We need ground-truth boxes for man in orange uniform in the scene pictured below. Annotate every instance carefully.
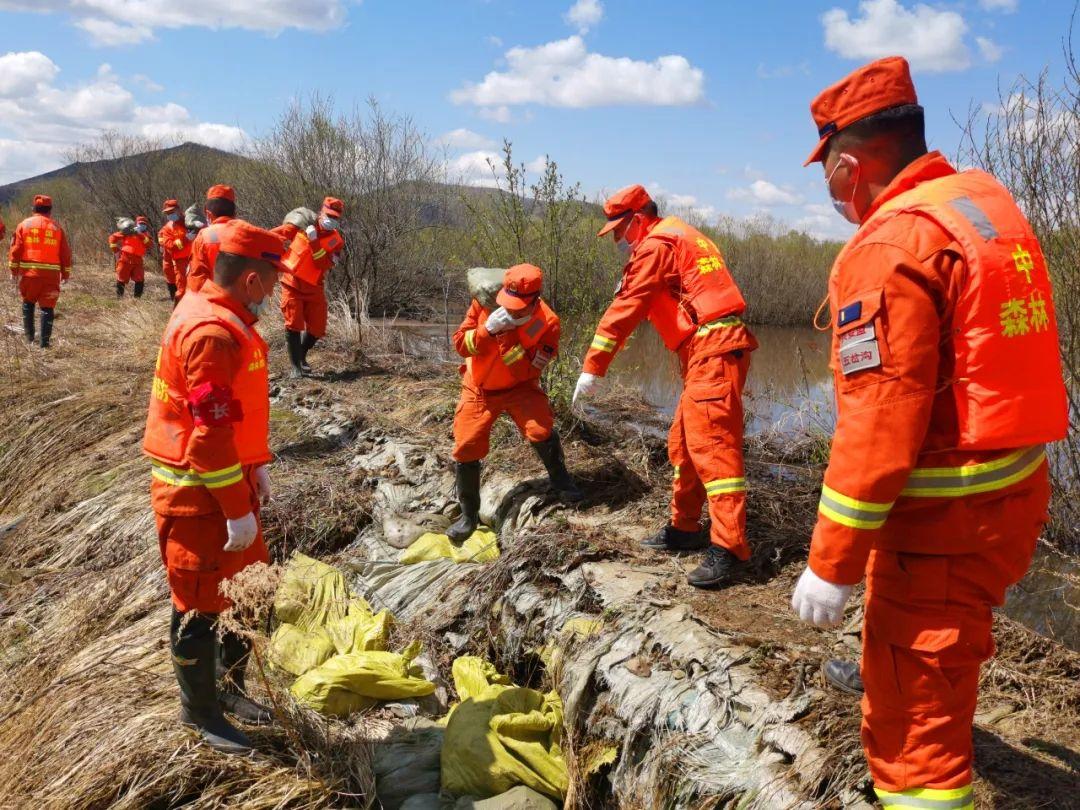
[158,199,193,302]
[110,216,153,298]
[9,194,72,348]
[187,184,238,294]
[574,186,757,588]
[276,198,345,377]
[790,57,1068,810]
[447,264,583,540]
[143,221,288,755]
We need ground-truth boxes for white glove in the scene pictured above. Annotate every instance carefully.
[572,372,601,406]
[253,465,272,505]
[791,566,853,628]
[223,512,258,552]
[485,307,516,335]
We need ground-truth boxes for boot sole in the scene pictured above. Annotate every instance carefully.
[821,663,864,695]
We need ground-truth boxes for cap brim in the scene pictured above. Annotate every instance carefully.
[597,212,630,237]
[321,209,341,218]
[496,289,537,309]
[803,136,830,167]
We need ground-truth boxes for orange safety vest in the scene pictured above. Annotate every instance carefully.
[836,169,1068,450]
[281,230,326,287]
[311,230,344,275]
[633,216,747,350]
[143,289,271,474]
[16,215,63,272]
[466,300,558,392]
[119,233,149,257]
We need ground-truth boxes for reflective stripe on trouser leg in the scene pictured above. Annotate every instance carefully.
[668,399,706,532]
[874,786,973,809]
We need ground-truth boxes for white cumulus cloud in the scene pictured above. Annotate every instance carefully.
[451,35,705,112]
[438,128,497,150]
[727,179,803,207]
[822,0,971,73]
[976,37,1004,63]
[565,0,603,34]
[980,0,1018,11]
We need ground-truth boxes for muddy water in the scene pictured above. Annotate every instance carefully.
[384,314,1078,651]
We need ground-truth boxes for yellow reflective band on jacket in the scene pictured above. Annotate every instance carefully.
[151,460,243,490]
[818,484,893,530]
[673,465,681,480]
[695,315,743,337]
[14,262,62,272]
[875,784,973,809]
[705,477,745,496]
[502,344,526,365]
[900,445,1045,498]
[591,333,617,353]
[464,329,479,356]
[311,248,327,260]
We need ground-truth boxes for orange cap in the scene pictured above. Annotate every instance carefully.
[804,56,918,166]
[136,215,149,224]
[216,221,288,271]
[206,184,236,202]
[321,196,344,218]
[597,184,652,236]
[33,194,52,208]
[162,199,179,212]
[496,263,543,310]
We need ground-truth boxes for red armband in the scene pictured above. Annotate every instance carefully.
[188,382,244,427]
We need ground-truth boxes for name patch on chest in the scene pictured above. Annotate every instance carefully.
[839,321,875,348]
[839,338,881,375]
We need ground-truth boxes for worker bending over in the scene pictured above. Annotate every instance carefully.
[574,185,757,589]
[790,57,1068,810]
[448,263,583,541]
[143,221,288,755]
[9,194,72,348]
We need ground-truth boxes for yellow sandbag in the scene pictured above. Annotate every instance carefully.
[441,656,568,800]
[325,598,393,655]
[291,647,436,716]
[399,528,500,565]
[538,616,604,670]
[269,623,336,676]
[274,553,350,630]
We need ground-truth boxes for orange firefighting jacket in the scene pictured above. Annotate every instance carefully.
[310,228,344,277]
[143,282,271,518]
[274,223,328,292]
[454,299,560,393]
[9,214,72,279]
[583,215,752,377]
[110,231,151,257]
[187,216,235,293]
[158,219,193,261]
[809,152,1068,584]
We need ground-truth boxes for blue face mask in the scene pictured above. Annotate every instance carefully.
[320,216,339,232]
[136,223,148,233]
[167,213,180,222]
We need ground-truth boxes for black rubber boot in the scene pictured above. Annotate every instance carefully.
[39,308,54,349]
[446,460,481,542]
[115,281,125,298]
[822,659,864,695]
[300,332,318,373]
[171,609,253,755]
[133,280,144,298]
[218,632,273,725]
[22,302,35,343]
[642,523,708,551]
[687,545,746,589]
[167,282,178,300]
[285,329,304,379]
[532,434,584,502]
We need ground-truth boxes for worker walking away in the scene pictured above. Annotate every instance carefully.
[573,185,757,588]
[158,199,193,302]
[9,194,72,348]
[110,215,152,298]
[187,184,237,294]
[143,221,289,755]
[448,263,583,541]
[789,57,1068,810]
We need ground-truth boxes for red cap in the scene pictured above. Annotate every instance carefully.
[496,263,543,310]
[33,194,52,208]
[206,184,236,202]
[216,221,288,271]
[162,199,179,212]
[597,184,653,236]
[136,215,149,224]
[804,56,918,167]
[321,196,344,218]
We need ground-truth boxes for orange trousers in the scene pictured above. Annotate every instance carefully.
[173,257,191,299]
[156,512,269,614]
[115,253,145,284]
[668,348,751,559]
[860,502,1042,795]
[452,381,553,462]
[280,281,328,338]
[19,274,61,308]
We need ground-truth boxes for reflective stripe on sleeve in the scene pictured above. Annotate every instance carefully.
[900,445,1045,498]
[502,344,526,365]
[695,315,743,337]
[151,460,243,489]
[818,484,893,530]
[673,465,681,480]
[590,333,617,353]
[875,785,973,809]
[311,248,327,260]
[705,477,745,497]
[464,329,479,355]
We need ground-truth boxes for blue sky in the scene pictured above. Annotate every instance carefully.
[0,0,1070,238]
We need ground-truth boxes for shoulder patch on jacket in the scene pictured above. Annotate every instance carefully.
[837,301,861,327]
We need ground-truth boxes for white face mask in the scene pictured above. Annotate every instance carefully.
[827,154,862,225]
[320,216,339,231]
[616,237,631,257]
[246,275,273,318]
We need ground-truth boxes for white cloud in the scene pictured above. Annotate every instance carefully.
[132,74,164,93]
[451,35,705,112]
[487,35,503,48]
[793,202,857,241]
[976,37,1004,63]
[438,128,497,150]
[646,182,718,223]
[822,0,971,73]
[447,150,501,187]
[525,155,549,174]
[980,0,1018,11]
[727,179,803,207]
[0,1,352,47]
[565,0,603,34]
[0,50,246,182]
[479,105,515,123]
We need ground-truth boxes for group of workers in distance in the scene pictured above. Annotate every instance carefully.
[24,52,1051,809]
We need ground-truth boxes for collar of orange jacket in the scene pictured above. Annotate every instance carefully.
[211,215,233,225]
[200,280,259,328]
[864,151,956,222]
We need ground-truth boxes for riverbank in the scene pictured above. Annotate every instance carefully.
[0,268,1077,807]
